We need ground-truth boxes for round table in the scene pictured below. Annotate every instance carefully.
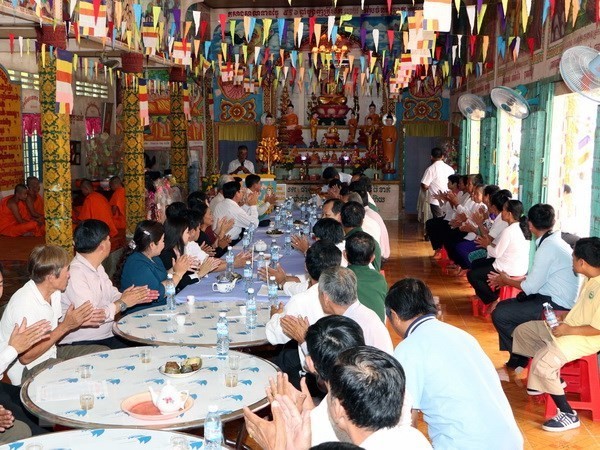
[0,428,229,450]
[113,302,271,348]
[21,346,278,431]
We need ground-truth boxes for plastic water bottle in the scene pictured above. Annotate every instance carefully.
[242,232,250,252]
[270,240,280,266]
[268,276,278,307]
[204,404,223,449]
[248,222,256,240]
[302,221,311,236]
[246,288,257,329]
[216,312,229,356]
[256,252,266,271]
[165,273,176,311]
[243,260,253,290]
[300,202,307,220]
[283,230,292,255]
[543,302,559,328]
[225,246,235,279]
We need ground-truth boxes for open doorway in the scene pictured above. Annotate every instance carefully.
[546,94,596,237]
[496,110,522,196]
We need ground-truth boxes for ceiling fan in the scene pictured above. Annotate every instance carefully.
[98,52,120,69]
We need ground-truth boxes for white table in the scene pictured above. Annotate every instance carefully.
[21,347,278,431]
[113,302,271,348]
[0,428,227,450]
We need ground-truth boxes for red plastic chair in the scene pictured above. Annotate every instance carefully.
[472,279,523,318]
[544,354,600,421]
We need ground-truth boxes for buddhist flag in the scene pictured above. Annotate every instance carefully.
[55,49,74,115]
[142,23,159,55]
[423,0,452,32]
[79,0,107,37]
[138,78,149,126]
[173,40,192,66]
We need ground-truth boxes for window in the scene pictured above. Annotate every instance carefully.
[75,81,108,99]
[7,70,39,90]
[23,130,42,181]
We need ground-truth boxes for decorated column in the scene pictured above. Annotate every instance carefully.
[121,53,146,235]
[38,25,72,250]
[203,70,217,174]
[169,67,188,193]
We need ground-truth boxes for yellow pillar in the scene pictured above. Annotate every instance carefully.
[39,25,72,250]
[121,53,146,234]
[169,67,188,194]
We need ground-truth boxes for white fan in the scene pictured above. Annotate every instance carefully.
[559,46,600,103]
[458,94,487,121]
[99,52,120,69]
[490,86,530,119]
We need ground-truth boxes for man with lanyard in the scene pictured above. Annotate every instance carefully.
[489,204,580,372]
[385,278,523,449]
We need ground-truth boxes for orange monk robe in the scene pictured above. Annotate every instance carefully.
[283,112,299,128]
[381,125,398,164]
[109,186,126,230]
[30,193,44,217]
[261,124,277,140]
[366,113,382,129]
[0,196,43,237]
[79,191,118,237]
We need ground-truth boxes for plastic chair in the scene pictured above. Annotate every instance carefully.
[544,354,600,421]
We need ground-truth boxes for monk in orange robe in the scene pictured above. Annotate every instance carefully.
[381,115,398,165]
[261,114,278,140]
[109,176,126,230]
[77,179,118,237]
[0,184,43,237]
[25,176,44,222]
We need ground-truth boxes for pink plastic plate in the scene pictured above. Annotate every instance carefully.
[120,392,194,421]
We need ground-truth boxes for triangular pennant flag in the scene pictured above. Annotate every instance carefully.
[565,0,571,24]
[293,18,300,43]
[153,6,161,30]
[255,46,261,65]
[219,14,227,40]
[521,0,532,32]
[327,16,335,41]
[69,0,77,17]
[466,5,476,33]
[387,30,394,51]
[249,18,256,42]
[497,36,506,59]
[242,44,248,63]
[221,42,228,60]
[512,36,520,61]
[263,18,272,45]
[469,35,477,57]
[297,22,304,48]
[193,11,201,35]
[244,16,251,41]
[571,0,579,26]
[527,37,535,57]
[278,18,286,45]
[194,39,200,57]
[331,25,338,44]
[133,3,142,29]
[339,14,352,28]
[454,0,461,12]
[93,0,101,23]
[229,20,236,43]
[314,23,322,47]
[185,21,192,39]
[372,29,379,52]
[18,36,23,57]
[200,20,208,39]
[290,50,298,68]
[542,0,550,24]
[482,35,489,61]
[477,4,487,34]
[115,1,122,27]
[8,34,14,54]
[309,17,316,45]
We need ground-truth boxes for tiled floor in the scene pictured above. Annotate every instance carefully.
[2,220,600,448]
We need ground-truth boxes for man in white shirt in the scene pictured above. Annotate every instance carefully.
[245,174,276,218]
[213,181,259,241]
[346,192,382,255]
[265,241,342,387]
[227,145,255,175]
[61,220,158,348]
[0,245,108,385]
[322,167,352,193]
[208,175,234,212]
[420,147,455,218]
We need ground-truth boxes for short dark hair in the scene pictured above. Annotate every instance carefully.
[165,201,187,219]
[183,208,203,230]
[341,201,365,229]
[448,174,460,186]
[328,179,343,189]
[312,218,344,244]
[322,167,339,181]
[305,240,342,281]
[490,190,512,211]
[305,315,365,382]
[385,278,436,321]
[74,219,110,253]
[245,174,261,189]
[329,346,406,431]
[345,231,375,266]
[222,181,241,199]
[483,184,500,198]
[188,191,207,210]
[573,237,600,268]
[237,145,248,153]
[310,443,363,450]
[528,204,555,230]
[469,173,484,185]
[323,198,344,215]
[349,176,373,193]
[431,147,443,159]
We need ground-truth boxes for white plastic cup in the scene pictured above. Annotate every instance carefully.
[175,314,186,326]
[186,295,196,305]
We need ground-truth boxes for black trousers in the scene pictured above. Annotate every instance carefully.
[430,204,444,218]
[466,258,499,304]
[425,217,450,251]
[492,294,570,353]
[273,341,323,398]
[0,383,48,437]
[443,228,467,263]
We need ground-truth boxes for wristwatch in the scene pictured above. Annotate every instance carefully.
[116,299,127,313]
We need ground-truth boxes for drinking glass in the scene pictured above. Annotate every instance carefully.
[170,436,189,450]
[79,364,92,379]
[79,392,94,410]
[228,354,240,371]
[140,348,151,363]
[225,372,238,387]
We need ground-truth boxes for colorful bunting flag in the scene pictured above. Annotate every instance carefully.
[56,49,74,115]
[139,78,149,126]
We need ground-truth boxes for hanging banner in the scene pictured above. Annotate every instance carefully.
[0,67,23,191]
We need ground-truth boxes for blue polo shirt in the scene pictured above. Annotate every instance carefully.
[394,315,523,450]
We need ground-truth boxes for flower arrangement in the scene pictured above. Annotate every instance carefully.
[86,132,123,179]
[200,174,221,194]
[256,137,282,174]
[279,154,296,171]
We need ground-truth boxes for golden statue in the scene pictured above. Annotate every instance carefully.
[309,112,319,147]
[282,104,304,146]
[381,114,398,166]
[261,114,277,140]
[364,117,375,150]
[324,124,341,148]
[346,111,358,145]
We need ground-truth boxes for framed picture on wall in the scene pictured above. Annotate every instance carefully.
[70,141,81,165]
[102,102,113,134]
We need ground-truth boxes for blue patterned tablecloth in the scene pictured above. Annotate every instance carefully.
[21,347,277,431]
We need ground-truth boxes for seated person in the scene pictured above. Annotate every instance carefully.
[345,232,388,322]
[77,179,118,237]
[261,114,277,140]
[386,278,523,448]
[208,175,234,212]
[25,176,44,222]
[266,241,341,388]
[490,204,580,371]
[466,200,531,309]
[245,174,276,218]
[346,192,381,251]
[321,198,344,222]
[0,263,51,442]
[0,245,108,385]
[213,181,259,241]
[353,189,389,258]
[195,203,234,258]
[61,220,159,349]
[118,220,195,313]
[425,174,462,255]
[0,184,43,237]
[348,175,379,212]
[322,167,352,191]
[341,201,382,271]
[109,176,126,230]
[282,104,304,146]
[158,216,220,293]
[227,145,255,175]
[512,237,600,432]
